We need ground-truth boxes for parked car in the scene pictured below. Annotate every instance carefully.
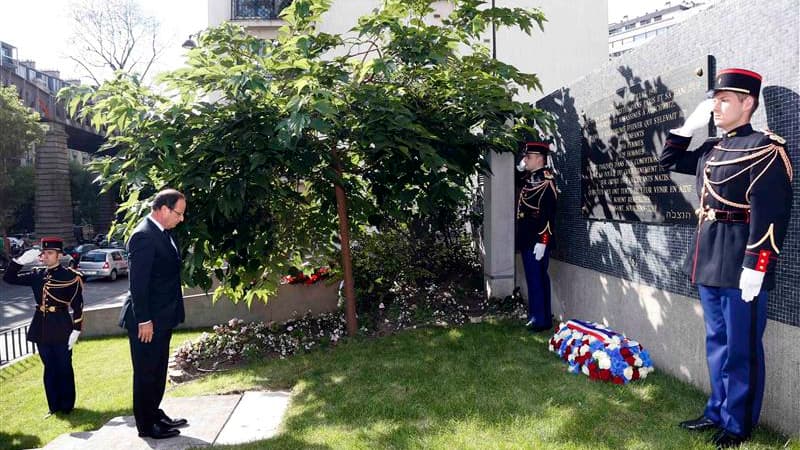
[66,244,99,266]
[78,249,129,281]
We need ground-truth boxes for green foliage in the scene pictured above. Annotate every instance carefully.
[0,85,44,235]
[350,226,484,327]
[69,161,102,226]
[58,0,554,305]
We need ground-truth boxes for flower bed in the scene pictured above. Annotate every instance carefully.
[281,267,331,285]
[548,319,654,384]
[173,313,346,375]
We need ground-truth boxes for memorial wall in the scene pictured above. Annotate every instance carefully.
[530,0,799,435]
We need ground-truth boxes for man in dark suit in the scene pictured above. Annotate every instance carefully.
[660,69,793,449]
[119,188,188,439]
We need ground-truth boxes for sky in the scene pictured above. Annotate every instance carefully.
[0,1,714,83]
[0,0,207,82]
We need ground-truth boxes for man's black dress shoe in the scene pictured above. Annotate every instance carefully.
[138,422,181,439]
[159,416,189,428]
[711,430,747,449]
[679,415,718,431]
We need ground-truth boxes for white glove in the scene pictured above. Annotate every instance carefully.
[739,268,765,302]
[13,249,40,266]
[516,158,526,172]
[672,99,714,137]
[68,330,80,350]
[533,243,546,261]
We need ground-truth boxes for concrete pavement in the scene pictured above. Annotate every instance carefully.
[37,391,292,449]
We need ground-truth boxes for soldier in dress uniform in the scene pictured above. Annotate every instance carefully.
[516,141,558,332]
[3,237,84,415]
[659,68,793,448]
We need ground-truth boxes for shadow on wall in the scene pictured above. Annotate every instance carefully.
[538,65,696,292]
[762,85,800,325]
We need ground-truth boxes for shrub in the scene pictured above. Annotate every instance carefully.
[173,313,347,374]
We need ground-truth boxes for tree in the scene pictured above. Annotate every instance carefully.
[62,0,554,336]
[67,0,164,85]
[0,85,45,253]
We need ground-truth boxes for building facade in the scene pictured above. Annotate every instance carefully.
[608,1,714,57]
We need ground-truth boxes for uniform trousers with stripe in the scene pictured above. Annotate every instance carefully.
[697,285,768,437]
[37,343,76,413]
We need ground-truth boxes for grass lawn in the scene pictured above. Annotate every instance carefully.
[171,321,794,450]
[1,322,795,449]
[0,329,201,450]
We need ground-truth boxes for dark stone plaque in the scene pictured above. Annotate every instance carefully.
[581,57,712,224]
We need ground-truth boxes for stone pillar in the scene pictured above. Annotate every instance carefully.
[35,123,75,246]
[94,185,118,235]
[482,151,516,298]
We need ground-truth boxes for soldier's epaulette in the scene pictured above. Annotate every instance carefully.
[704,136,723,145]
[543,169,554,180]
[67,267,84,278]
[762,129,786,145]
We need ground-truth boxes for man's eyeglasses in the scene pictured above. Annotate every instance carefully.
[169,208,185,218]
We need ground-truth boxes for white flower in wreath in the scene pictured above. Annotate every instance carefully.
[606,336,622,351]
[582,365,591,376]
[572,331,584,340]
[623,367,634,380]
[579,344,590,355]
[634,355,642,366]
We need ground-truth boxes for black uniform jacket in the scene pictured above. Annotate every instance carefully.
[659,124,793,289]
[516,167,558,251]
[3,262,84,345]
[118,217,185,332]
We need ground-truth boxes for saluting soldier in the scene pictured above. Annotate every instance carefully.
[660,68,793,448]
[3,237,84,415]
[516,141,558,332]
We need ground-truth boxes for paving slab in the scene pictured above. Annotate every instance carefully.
[214,391,291,445]
[38,391,292,450]
[43,394,242,450]
[37,431,94,450]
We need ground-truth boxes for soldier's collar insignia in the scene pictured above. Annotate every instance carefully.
[726,130,737,137]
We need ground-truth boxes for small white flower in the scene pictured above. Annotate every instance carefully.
[623,367,634,380]
[379,303,385,309]
[582,365,590,376]
[579,344,590,355]
[598,358,611,370]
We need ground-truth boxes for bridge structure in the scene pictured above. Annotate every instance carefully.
[1,41,113,245]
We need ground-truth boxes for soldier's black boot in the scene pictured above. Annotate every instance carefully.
[679,415,718,431]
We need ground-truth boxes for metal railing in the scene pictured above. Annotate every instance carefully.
[0,324,36,366]
[231,0,292,20]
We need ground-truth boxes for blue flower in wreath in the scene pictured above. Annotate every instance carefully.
[589,340,605,352]
[559,339,569,355]
[640,350,653,367]
[611,357,628,376]
[568,362,581,374]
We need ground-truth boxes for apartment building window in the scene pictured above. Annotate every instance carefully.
[625,23,636,30]
[653,15,663,21]
[232,0,293,20]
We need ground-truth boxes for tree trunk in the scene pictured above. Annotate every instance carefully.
[331,148,358,336]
